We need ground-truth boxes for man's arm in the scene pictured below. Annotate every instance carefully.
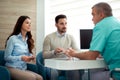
[43,36,56,59]
[69,35,80,51]
[75,51,99,60]
[66,48,99,60]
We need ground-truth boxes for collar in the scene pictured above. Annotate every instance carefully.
[56,31,66,37]
[17,33,28,41]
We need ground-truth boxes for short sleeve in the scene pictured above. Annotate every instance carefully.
[89,25,106,53]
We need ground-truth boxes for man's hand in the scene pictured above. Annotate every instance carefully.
[54,47,65,55]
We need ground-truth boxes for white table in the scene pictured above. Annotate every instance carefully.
[45,58,107,80]
[45,58,107,70]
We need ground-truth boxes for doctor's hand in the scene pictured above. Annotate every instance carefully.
[65,48,77,57]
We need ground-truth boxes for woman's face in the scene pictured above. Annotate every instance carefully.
[21,18,31,32]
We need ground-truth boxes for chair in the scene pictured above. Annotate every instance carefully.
[110,68,120,80]
[36,51,67,80]
[0,50,39,80]
[0,50,11,80]
[36,51,50,80]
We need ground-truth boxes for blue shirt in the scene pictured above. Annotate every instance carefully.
[4,33,32,70]
[89,16,120,70]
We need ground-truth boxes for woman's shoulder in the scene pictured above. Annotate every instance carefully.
[8,35,17,41]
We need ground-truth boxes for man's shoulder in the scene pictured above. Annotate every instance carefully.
[45,32,56,38]
[66,33,73,38]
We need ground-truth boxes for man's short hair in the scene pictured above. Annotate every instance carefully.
[55,14,67,23]
[92,2,113,17]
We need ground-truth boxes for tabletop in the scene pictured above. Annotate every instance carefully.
[45,58,107,70]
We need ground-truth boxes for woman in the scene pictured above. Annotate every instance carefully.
[4,16,43,80]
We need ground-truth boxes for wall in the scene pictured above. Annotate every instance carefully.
[45,0,120,49]
[36,0,45,53]
[0,0,36,53]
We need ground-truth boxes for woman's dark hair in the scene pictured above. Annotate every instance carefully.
[6,15,34,54]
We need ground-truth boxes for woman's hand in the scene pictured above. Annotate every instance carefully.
[21,56,35,62]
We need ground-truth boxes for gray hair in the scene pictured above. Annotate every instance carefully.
[92,2,113,17]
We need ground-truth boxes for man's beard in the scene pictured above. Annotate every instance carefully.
[59,28,66,33]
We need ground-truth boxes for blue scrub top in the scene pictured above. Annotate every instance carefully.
[89,16,120,70]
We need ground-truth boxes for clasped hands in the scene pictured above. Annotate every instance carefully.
[54,47,77,59]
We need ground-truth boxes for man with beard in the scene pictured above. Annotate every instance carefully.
[43,14,79,59]
[42,14,82,80]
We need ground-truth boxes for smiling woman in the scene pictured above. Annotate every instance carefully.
[4,16,43,80]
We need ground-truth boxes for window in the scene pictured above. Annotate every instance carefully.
[45,0,120,48]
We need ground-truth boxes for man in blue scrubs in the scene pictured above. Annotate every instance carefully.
[65,2,120,80]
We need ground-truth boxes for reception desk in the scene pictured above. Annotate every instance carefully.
[45,58,107,80]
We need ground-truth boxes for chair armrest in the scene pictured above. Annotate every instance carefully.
[114,68,120,71]
[27,63,38,73]
[110,68,120,78]
[0,66,10,80]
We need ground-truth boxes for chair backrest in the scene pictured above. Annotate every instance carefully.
[36,51,47,80]
[0,50,6,66]
[36,51,44,65]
